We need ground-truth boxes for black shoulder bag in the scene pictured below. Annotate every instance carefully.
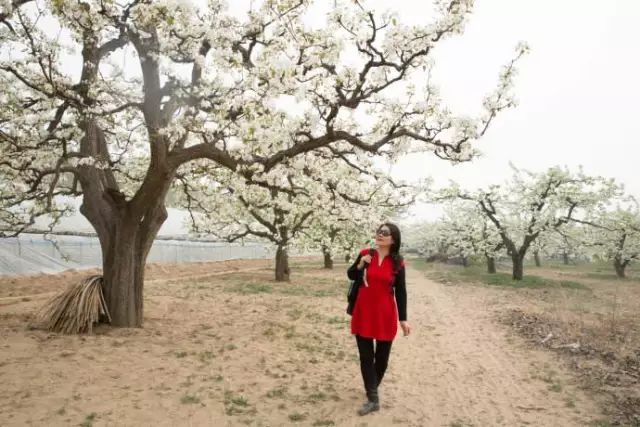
[346,248,375,315]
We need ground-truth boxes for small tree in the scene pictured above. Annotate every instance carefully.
[178,162,319,282]
[427,203,504,271]
[574,200,640,278]
[533,224,588,265]
[304,222,372,269]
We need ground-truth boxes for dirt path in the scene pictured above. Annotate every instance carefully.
[368,267,601,426]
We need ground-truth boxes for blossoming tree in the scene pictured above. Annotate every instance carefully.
[181,150,416,280]
[0,0,526,326]
[413,202,504,271]
[437,167,619,280]
[574,199,640,278]
[527,223,589,266]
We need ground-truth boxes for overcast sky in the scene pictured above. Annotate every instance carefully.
[380,0,640,219]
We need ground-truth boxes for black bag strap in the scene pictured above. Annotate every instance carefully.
[362,248,375,275]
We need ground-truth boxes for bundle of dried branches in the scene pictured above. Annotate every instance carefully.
[38,275,111,334]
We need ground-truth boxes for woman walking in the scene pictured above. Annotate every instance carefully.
[347,222,411,416]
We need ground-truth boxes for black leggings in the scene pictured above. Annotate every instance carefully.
[355,335,393,396]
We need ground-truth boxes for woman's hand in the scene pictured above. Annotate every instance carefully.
[400,321,411,337]
[357,254,372,269]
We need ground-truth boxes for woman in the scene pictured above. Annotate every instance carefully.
[347,222,411,416]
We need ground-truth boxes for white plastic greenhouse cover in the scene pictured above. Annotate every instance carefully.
[0,234,273,276]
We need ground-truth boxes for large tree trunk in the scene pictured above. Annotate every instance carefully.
[563,251,570,265]
[533,251,541,267]
[77,120,172,327]
[102,222,144,327]
[322,247,333,269]
[512,254,524,280]
[275,244,290,282]
[345,254,350,263]
[461,256,469,267]
[486,256,497,274]
[99,208,167,327]
[613,257,628,278]
[82,200,168,327]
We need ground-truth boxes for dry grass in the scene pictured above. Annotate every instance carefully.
[37,275,110,334]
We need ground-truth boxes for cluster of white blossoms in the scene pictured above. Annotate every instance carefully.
[443,204,503,260]
[403,221,450,257]
[173,147,418,255]
[528,222,590,262]
[0,0,14,14]
[580,199,640,269]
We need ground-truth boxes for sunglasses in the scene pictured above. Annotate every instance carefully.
[376,229,391,237]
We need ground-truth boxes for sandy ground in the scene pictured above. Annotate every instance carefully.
[0,261,602,426]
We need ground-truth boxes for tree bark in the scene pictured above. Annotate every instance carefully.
[86,202,168,327]
[322,247,333,269]
[512,254,524,280]
[101,223,145,327]
[323,229,337,269]
[563,251,569,265]
[275,244,290,282]
[613,257,627,278]
[461,256,469,267]
[534,251,541,267]
[81,200,168,327]
[486,256,497,274]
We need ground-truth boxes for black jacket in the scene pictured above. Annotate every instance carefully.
[347,252,407,321]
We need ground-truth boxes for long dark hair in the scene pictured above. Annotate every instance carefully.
[378,222,403,273]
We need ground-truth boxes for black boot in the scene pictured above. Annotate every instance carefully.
[358,389,379,416]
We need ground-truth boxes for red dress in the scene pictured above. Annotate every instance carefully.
[351,248,403,341]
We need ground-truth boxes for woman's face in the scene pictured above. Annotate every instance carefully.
[375,225,394,248]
